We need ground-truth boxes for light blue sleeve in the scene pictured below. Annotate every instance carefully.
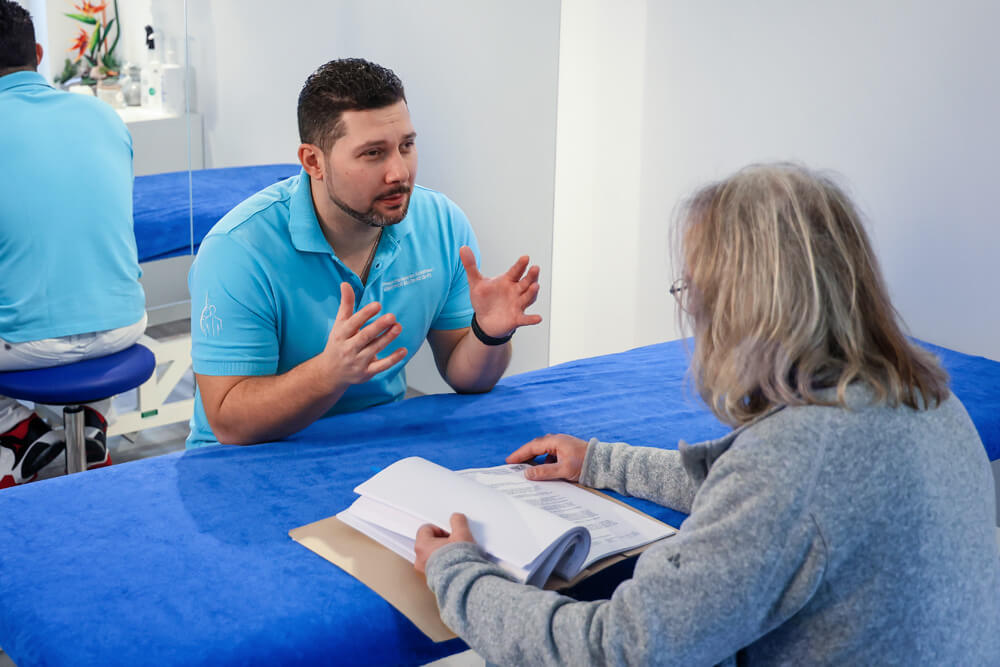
[188,234,280,377]
[431,200,479,331]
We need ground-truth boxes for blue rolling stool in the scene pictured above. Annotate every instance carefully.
[0,344,156,475]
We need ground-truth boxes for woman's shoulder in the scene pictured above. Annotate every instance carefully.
[738,386,978,456]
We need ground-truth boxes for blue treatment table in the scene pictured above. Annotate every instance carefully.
[0,340,996,665]
[132,164,301,263]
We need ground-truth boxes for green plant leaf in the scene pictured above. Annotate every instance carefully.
[101,52,121,73]
[102,18,119,58]
[88,25,101,53]
[56,57,77,84]
[64,12,97,25]
[109,0,122,54]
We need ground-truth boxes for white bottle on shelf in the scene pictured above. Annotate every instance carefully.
[160,49,185,116]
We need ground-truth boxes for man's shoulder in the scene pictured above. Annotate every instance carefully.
[195,176,301,277]
[206,175,300,241]
[411,184,460,209]
[66,89,122,119]
[408,185,471,232]
[37,82,125,127]
[4,77,127,135]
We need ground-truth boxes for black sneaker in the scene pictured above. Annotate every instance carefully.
[0,413,64,488]
[83,406,112,470]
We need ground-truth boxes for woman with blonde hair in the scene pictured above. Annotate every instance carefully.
[414,163,1000,665]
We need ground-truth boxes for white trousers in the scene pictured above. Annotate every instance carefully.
[0,314,148,432]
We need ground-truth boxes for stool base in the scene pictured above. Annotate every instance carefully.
[64,406,87,474]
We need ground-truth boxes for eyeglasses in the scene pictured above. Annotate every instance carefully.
[669,278,689,311]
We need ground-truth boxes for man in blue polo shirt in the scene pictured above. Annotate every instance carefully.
[0,1,146,486]
[187,58,541,447]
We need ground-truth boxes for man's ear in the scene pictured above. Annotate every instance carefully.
[35,43,43,67]
[298,144,325,180]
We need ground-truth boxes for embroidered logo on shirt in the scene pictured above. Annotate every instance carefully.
[383,268,433,292]
[199,294,223,336]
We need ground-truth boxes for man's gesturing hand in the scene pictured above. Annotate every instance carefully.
[506,434,589,482]
[459,246,542,339]
[323,282,407,386]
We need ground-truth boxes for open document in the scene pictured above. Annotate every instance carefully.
[338,457,674,587]
[291,457,676,641]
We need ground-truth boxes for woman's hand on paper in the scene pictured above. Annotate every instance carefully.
[414,513,475,574]
[506,434,588,482]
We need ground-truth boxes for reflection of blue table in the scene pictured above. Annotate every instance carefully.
[0,340,996,665]
[133,164,300,263]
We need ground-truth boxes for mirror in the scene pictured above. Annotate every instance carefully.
[36,0,196,326]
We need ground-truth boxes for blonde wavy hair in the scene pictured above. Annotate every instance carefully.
[677,163,949,426]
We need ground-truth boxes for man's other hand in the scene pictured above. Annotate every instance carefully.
[459,246,542,339]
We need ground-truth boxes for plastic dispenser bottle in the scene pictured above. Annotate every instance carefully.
[140,25,163,112]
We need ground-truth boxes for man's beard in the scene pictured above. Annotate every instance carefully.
[328,184,412,228]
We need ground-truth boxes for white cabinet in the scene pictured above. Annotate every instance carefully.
[118,109,203,326]
[117,109,203,177]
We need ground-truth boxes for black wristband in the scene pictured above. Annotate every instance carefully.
[471,313,513,346]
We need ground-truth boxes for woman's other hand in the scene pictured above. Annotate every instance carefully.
[506,434,589,482]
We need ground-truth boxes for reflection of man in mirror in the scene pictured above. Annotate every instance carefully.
[188,58,541,447]
[0,1,147,486]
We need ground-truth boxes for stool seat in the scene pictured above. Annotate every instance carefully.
[0,344,156,405]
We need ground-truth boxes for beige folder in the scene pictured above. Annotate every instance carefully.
[290,515,458,642]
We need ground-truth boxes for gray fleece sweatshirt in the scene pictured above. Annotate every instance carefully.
[425,388,1000,665]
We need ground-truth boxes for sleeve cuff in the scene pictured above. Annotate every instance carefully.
[192,359,277,376]
[424,542,490,590]
[431,309,474,331]
[580,437,609,487]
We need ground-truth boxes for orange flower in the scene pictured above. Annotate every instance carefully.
[68,28,89,59]
[73,1,107,14]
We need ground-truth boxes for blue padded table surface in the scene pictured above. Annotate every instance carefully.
[0,340,996,666]
[133,164,301,263]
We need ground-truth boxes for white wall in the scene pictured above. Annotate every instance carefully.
[647,1,1000,361]
[553,0,1000,363]
[549,0,654,366]
[184,0,560,391]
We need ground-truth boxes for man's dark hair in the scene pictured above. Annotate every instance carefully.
[0,0,36,74]
[297,58,406,151]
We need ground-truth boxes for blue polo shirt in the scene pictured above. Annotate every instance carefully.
[0,71,145,342]
[187,171,478,448]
